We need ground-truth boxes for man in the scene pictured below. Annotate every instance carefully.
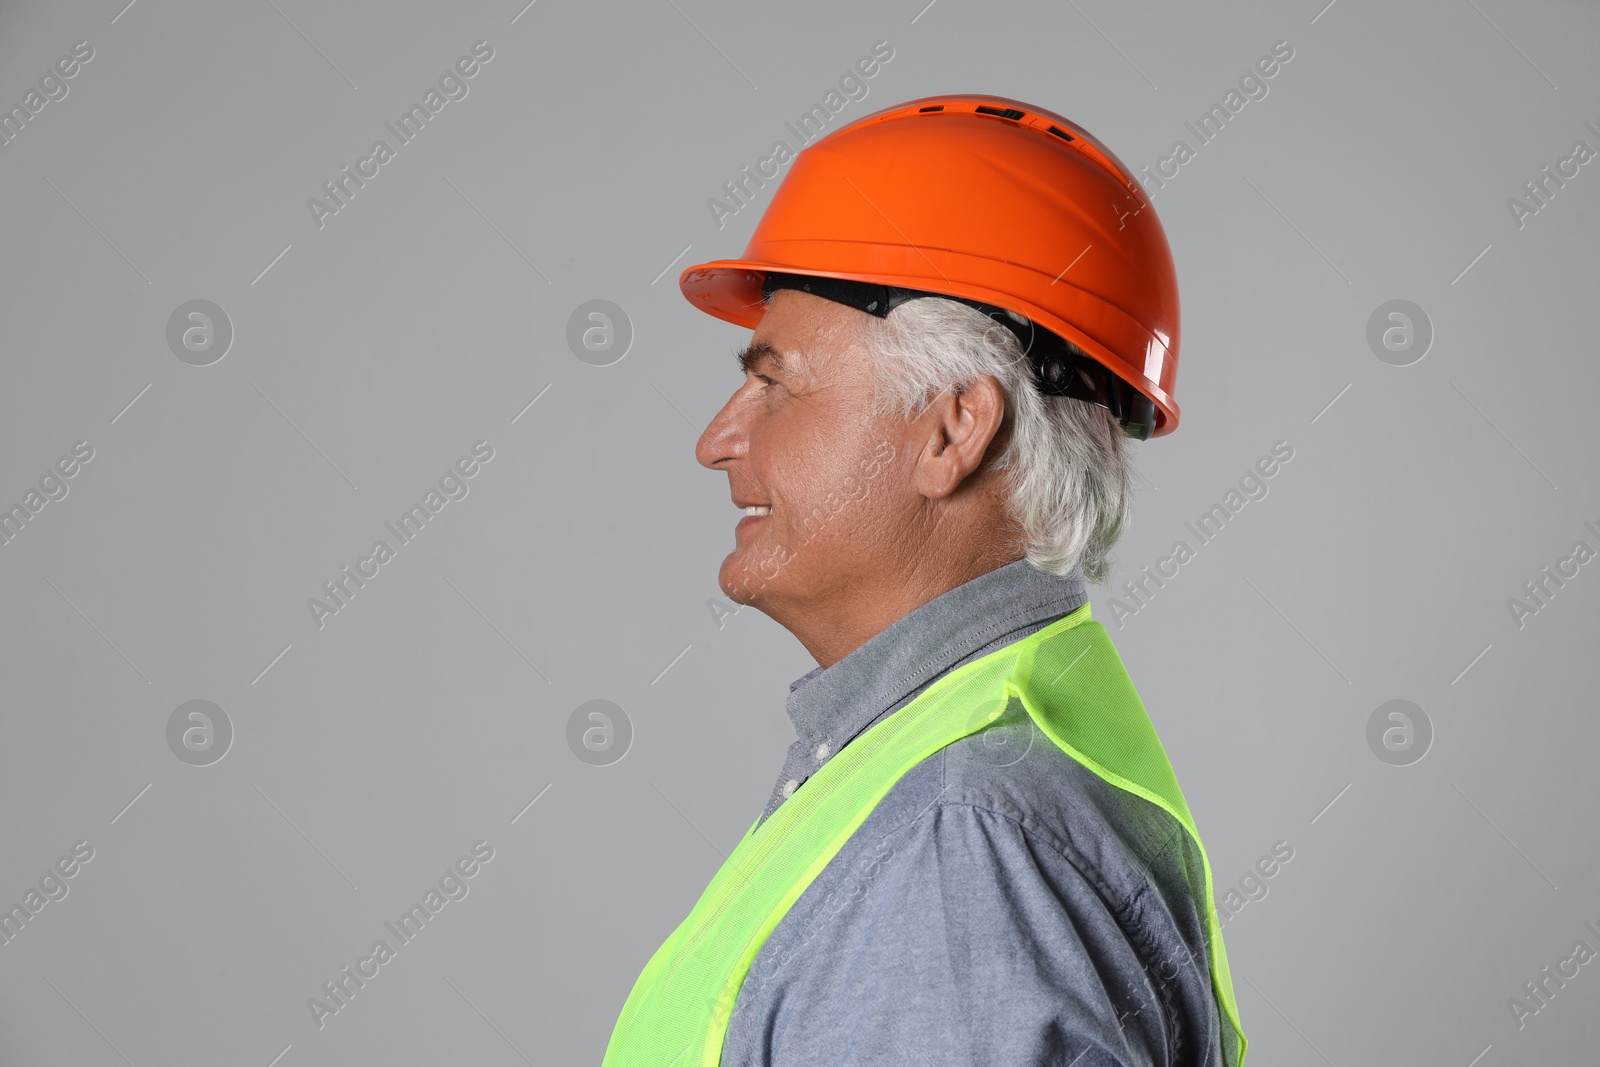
[603,95,1247,1066]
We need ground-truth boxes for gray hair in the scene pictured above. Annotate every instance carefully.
[851,297,1137,585]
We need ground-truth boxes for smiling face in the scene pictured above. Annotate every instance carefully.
[695,289,914,626]
[695,286,1026,667]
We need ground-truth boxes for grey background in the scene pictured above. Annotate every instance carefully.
[1,0,1595,1063]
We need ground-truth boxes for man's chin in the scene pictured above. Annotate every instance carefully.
[718,548,782,607]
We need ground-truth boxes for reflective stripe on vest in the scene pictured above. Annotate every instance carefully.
[601,602,1247,1066]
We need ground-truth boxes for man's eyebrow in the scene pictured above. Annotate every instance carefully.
[736,340,790,377]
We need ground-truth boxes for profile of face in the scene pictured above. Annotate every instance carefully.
[694,289,914,621]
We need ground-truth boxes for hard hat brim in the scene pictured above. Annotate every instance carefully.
[679,256,1179,437]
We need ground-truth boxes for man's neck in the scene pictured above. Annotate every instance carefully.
[779,548,1026,668]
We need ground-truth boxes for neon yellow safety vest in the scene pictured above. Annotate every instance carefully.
[602,601,1247,1066]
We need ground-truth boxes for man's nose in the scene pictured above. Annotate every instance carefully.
[695,390,749,471]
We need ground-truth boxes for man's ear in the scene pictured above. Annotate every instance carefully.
[911,375,1008,500]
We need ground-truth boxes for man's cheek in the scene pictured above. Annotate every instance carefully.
[753,544,795,580]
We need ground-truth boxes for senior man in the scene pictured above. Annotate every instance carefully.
[603,95,1246,1067]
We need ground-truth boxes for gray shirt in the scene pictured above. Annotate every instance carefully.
[721,559,1234,1067]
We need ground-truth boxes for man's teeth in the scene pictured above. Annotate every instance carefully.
[744,506,772,516]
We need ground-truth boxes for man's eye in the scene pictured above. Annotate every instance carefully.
[754,374,778,388]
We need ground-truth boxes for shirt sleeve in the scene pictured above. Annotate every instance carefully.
[726,798,1179,1067]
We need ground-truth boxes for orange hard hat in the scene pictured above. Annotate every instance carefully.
[679,94,1182,438]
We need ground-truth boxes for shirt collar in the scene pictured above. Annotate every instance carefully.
[783,558,1088,753]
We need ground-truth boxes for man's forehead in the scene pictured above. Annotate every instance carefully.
[740,290,861,376]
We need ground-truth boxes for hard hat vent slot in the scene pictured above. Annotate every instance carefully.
[919,105,944,113]
[1046,124,1076,142]
[975,105,1026,121]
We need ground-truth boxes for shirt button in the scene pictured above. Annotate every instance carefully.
[814,742,830,762]
[782,778,799,797]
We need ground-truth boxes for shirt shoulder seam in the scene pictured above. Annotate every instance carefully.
[924,778,1191,1062]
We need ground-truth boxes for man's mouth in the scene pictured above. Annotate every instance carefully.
[734,500,772,529]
